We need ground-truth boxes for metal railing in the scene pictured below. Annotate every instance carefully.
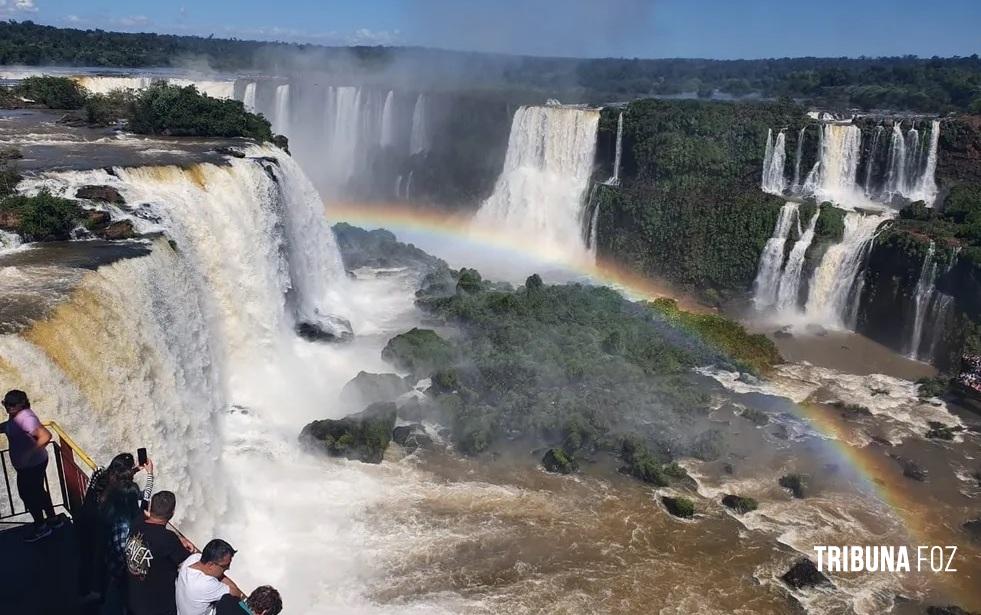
[0,421,97,525]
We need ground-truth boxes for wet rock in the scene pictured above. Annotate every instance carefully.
[0,210,22,231]
[391,423,432,452]
[214,146,246,158]
[542,448,578,474]
[869,433,893,447]
[722,462,734,475]
[296,316,354,343]
[770,424,790,440]
[86,209,111,227]
[0,146,23,160]
[804,324,828,337]
[963,519,981,543]
[925,421,962,440]
[739,407,769,426]
[779,473,807,498]
[926,607,979,615]
[661,496,695,519]
[98,220,135,240]
[340,371,411,408]
[889,454,927,481]
[76,185,125,204]
[781,558,829,590]
[773,326,793,339]
[299,401,397,464]
[721,494,758,514]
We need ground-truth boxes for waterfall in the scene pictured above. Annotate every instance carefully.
[410,94,430,155]
[380,90,397,149]
[905,126,922,193]
[907,241,937,360]
[606,112,624,186]
[243,82,257,112]
[803,123,862,204]
[323,86,366,191]
[752,202,799,309]
[792,127,806,191]
[884,122,907,199]
[909,120,941,204]
[473,105,600,264]
[761,129,787,194]
[863,125,884,197]
[803,212,885,328]
[273,84,291,135]
[775,206,821,313]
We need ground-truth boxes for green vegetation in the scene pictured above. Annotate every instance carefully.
[916,377,950,399]
[0,190,82,241]
[661,496,695,519]
[299,402,397,464]
[738,407,770,426]
[2,21,980,111]
[721,494,759,514]
[381,328,455,378]
[16,75,86,109]
[386,269,780,464]
[595,99,802,299]
[83,90,136,127]
[128,83,273,140]
[541,448,578,474]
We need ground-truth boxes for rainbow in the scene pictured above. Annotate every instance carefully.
[328,200,980,609]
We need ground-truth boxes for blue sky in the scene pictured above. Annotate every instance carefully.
[2,0,979,59]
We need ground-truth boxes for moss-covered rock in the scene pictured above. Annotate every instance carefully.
[778,473,807,498]
[721,494,759,514]
[0,190,82,241]
[541,448,578,474]
[738,407,769,426]
[781,558,829,589]
[381,328,455,377]
[661,496,695,518]
[299,401,397,464]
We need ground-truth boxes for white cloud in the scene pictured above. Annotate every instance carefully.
[0,0,38,14]
[65,14,81,23]
[112,15,151,28]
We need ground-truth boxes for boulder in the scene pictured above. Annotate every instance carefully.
[339,371,411,408]
[889,454,927,482]
[779,473,807,498]
[214,146,246,158]
[926,607,978,615]
[86,210,111,227]
[391,423,432,452]
[75,185,125,204]
[296,316,354,343]
[299,402,397,464]
[98,219,135,240]
[541,448,577,474]
[661,496,695,519]
[721,494,758,514]
[781,558,829,590]
[963,518,981,543]
[739,407,769,426]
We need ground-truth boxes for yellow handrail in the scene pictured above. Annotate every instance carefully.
[43,420,98,471]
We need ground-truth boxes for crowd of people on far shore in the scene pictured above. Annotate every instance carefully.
[2,389,283,615]
[957,354,981,394]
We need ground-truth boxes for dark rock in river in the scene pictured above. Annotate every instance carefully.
[296,316,354,343]
[214,146,246,158]
[391,423,432,452]
[98,220,135,240]
[924,421,962,441]
[541,448,578,474]
[661,496,695,519]
[963,518,981,543]
[889,454,928,481]
[926,607,979,615]
[781,558,829,590]
[779,473,808,498]
[85,209,111,227]
[340,371,411,408]
[721,494,758,514]
[299,401,397,464]
[76,185,125,204]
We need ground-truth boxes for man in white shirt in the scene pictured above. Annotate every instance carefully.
[175,539,245,615]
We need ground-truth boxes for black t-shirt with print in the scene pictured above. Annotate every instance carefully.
[125,519,192,615]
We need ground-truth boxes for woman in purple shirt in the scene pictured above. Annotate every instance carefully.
[1,389,61,542]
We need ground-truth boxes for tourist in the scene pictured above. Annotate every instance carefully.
[214,585,283,615]
[78,452,154,600]
[176,539,245,615]
[0,389,61,542]
[100,481,144,615]
[125,490,197,615]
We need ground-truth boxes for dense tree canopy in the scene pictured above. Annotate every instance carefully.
[1,20,980,112]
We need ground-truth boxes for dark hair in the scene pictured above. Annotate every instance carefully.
[247,586,282,615]
[201,538,237,564]
[103,481,142,525]
[99,453,137,505]
[2,389,29,408]
[149,491,176,520]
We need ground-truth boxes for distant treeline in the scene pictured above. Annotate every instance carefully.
[1,20,980,112]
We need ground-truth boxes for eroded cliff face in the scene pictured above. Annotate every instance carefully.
[938,114,981,186]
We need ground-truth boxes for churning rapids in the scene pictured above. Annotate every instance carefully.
[0,78,978,615]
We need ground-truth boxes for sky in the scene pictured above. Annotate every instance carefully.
[2,0,980,60]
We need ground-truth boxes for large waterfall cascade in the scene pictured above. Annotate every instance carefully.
[752,202,799,308]
[0,145,349,536]
[762,118,941,207]
[907,242,958,361]
[774,206,821,313]
[472,105,601,264]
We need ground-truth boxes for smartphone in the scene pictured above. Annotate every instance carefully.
[137,447,148,467]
